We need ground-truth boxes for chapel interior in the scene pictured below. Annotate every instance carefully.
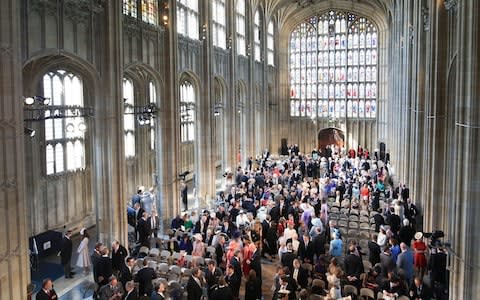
[0,0,479,299]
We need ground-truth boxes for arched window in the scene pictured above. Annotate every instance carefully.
[267,21,275,66]
[212,0,226,49]
[149,81,157,150]
[236,0,246,56]
[289,11,378,119]
[123,78,136,157]
[177,0,199,40]
[123,0,137,17]
[180,81,195,142]
[254,10,262,62]
[43,70,86,175]
[141,0,158,25]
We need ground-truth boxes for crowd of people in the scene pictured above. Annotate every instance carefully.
[38,144,449,300]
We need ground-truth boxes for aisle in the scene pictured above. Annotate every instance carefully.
[239,258,278,300]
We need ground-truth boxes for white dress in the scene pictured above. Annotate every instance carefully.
[76,237,91,268]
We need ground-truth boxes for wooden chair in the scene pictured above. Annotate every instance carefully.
[311,278,326,290]
[359,287,375,300]
[343,284,358,296]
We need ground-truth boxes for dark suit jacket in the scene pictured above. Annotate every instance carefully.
[230,257,242,278]
[215,243,224,266]
[298,240,315,262]
[312,233,326,256]
[186,276,203,300]
[137,218,151,245]
[344,254,364,279]
[111,245,128,271]
[293,267,309,289]
[124,288,139,300]
[135,267,157,296]
[119,263,133,287]
[60,237,73,265]
[244,278,262,300]
[368,240,381,266]
[35,289,58,300]
[211,285,234,300]
[225,272,241,296]
[409,283,432,300]
[281,251,296,273]
[205,267,223,291]
[96,256,113,285]
[91,251,102,283]
[250,250,262,280]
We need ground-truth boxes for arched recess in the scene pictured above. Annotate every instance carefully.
[178,71,201,207]
[22,52,100,240]
[124,63,164,211]
[318,127,345,154]
[235,80,248,165]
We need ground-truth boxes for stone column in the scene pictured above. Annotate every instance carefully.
[93,1,128,246]
[448,1,480,298]
[196,0,216,206]
[0,0,31,299]
[422,0,449,232]
[159,0,181,224]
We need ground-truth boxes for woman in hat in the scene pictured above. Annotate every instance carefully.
[76,228,91,274]
[412,232,427,277]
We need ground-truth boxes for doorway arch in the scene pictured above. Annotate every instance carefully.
[318,127,345,153]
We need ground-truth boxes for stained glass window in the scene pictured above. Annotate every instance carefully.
[180,81,195,142]
[43,70,86,175]
[212,0,226,49]
[267,21,275,65]
[177,0,199,40]
[123,0,137,17]
[289,11,378,119]
[236,0,246,56]
[254,10,262,62]
[123,78,135,157]
[141,0,158,25]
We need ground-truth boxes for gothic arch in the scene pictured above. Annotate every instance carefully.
[22,51,100,107]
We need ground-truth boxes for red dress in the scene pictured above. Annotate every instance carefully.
[412,240,427,268]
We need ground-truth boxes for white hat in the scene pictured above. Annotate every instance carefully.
[414,232,423,240]
[194,233,203,241]
[138,186,145,192]
[80,228,86,235]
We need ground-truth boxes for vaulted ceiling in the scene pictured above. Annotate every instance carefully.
[259,0,394,32]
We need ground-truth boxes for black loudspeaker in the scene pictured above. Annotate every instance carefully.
[379,142,386,161]
[280,138,288,155]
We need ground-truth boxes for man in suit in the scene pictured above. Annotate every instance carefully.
[186,267,204,300]
[119,257,136,288]
[250,247,262,286]
[409,276,432,300]
[215,235,226,268]
[134,259,157,297]
[396,242,414,284]
[98,275,125,300]
[205,260,223,297]
[210,276,233,300]
[298,233,315,263]
[137,212,151,247]
[111,240,128,274]
[148,211,160,238]
[225,265,241,300]
[344,245,364,290]
[97,247,113,287]
[60,230,74,278]
[151,281,167,300]
[35,278,58,300]
[134,202,145,240]
[281,243,296,273]
[230,250,242,279]
[368,234,381,266]
[91,243,103,284]
[181,181,188,211]
[292,259,308,289]
[124,280,138,300]
[277,275,296,300]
